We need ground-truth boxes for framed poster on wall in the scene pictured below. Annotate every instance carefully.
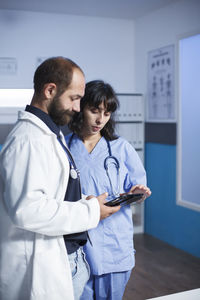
[147,44,175,122]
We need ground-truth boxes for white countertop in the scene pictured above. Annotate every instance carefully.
[146,288,200,300]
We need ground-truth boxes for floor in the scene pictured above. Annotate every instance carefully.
[123,234,200,300]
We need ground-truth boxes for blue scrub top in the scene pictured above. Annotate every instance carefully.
[65,133,146,275]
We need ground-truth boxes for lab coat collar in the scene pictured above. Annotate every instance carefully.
[25,105,60,137]
[17,110,55,137]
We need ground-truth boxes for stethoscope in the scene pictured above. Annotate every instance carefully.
[68,133,120,198]
[104,140,120,198]
[58,133,80,180]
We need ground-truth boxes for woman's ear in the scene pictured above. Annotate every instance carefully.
[43,83,57,100]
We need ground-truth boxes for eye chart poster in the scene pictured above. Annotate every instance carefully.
[147,45,175,122]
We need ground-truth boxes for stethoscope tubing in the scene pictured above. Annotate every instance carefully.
[104,140,120,197]
[68,134,120,197]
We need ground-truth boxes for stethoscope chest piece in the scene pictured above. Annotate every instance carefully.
[70,167,78,179]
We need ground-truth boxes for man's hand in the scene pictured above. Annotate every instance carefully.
[86,193,120,220]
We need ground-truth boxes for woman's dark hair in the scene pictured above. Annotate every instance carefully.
[69,80,119,141]
[33,56,84,97]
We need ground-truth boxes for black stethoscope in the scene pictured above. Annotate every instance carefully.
[68,134,120,197]
[104,140,120,197]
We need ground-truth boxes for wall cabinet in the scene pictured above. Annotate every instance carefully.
[115,93,145,233]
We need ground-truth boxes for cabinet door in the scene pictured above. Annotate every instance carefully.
[116,94,144,122]
[116,94,145,233]
[116,123,144,150]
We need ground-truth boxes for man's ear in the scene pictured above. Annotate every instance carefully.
[43,83,57,99]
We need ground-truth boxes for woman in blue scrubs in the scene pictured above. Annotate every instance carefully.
[65,80,151,300]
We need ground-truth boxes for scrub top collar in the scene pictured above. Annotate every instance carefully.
[25,105,60,137]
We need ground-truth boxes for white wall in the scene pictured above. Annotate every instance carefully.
[1,2,199,100]
[0,9,135,93]
[134,0,200,98]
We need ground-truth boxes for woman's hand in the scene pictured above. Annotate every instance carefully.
[128,184,151,203]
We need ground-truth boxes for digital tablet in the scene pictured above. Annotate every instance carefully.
[104,193,144,207]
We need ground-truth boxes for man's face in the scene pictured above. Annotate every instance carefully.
[48,69,85,126]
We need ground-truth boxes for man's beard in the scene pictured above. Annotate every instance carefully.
[48,96,74,126]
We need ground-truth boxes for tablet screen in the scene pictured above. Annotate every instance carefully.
[104,193,144,207]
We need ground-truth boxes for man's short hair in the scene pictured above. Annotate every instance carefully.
[33,56,84,96]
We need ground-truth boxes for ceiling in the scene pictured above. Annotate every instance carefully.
[0,0,181,20]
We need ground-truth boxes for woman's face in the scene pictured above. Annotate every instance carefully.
[82,102,111,137]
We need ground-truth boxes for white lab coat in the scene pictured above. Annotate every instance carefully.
[0,111,100,300]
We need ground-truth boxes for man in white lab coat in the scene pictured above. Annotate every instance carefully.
[0,57,119,300]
